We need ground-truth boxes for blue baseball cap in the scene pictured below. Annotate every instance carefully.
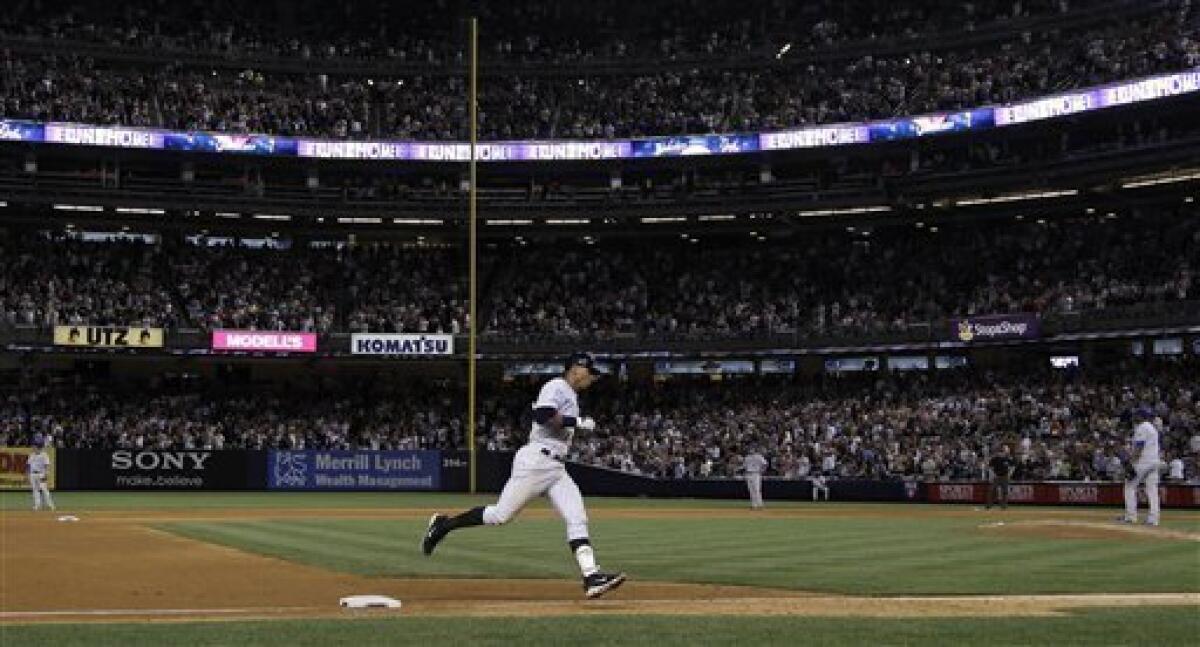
[1133,406,1154,419]
[565,352,602,376]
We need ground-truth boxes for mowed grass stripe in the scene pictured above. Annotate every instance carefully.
[166,520,581,579]
[159,514,1200,594]
[4,606,1200,647]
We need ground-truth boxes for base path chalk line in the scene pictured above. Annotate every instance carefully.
[0,607,318,619]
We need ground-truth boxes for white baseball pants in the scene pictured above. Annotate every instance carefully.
[746,473,763,508]
[1123,463,1160,524]
[483,444,589,541]
[29,473,55,511]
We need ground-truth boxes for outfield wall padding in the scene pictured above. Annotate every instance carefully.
[39,449,1200,506]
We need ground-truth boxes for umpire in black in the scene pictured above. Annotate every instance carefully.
[985,445,1015,510]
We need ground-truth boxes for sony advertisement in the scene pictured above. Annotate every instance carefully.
[59,450,267,490]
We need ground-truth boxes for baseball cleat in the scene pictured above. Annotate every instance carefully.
[583,571,626,599]
[1115,516,1136,524]
[421,513,448,556]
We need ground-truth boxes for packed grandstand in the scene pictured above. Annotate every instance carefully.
[0,0,1197,485]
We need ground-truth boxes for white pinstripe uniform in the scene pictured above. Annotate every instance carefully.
[28,448,55,511]
[482,377,590,541]
[744,452,768,509]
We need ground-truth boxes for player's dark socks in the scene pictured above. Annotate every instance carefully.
[568,538,590,552]
[442,506,486,532]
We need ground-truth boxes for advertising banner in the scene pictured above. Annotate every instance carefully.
[0,119,45,142]
[350,333,453,356]
[630,134,759,157]
[0,447,55,490]
[164,132,297,155]
[44,123,165,149]
[212,330,317,353]
[268,450,440,490]
[13,68,1200,161]
[922,481,1198,507]
[63,450,265,490]
[53,326,164,348]
[759,125,870,150]
[950,314,1041,342]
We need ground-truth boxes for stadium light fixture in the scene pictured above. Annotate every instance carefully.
[545,218,589,225]
[253,214,292,221]
[954,189,1077,206]
[775,43,792,59]
[215,212,240,218]
[0,201,7,207]
[393,218,445,225]
[337,217,383,224]
[796,205,890,217]
[486,219,534,225]
[698,214,737,221]
[52,204,104,212]
[1119,170,1200,189]
[115,207,166,215]
[641,217,688,223]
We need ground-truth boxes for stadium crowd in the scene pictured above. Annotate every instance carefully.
[1,210,1195,337]
[488,211,1196,339]
[0,2,1194,138]
[3,361,1197,484]
[0,0,1114,64]
[543,361,1200,483]
[0,376,465,452]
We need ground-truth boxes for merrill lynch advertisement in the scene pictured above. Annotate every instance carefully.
[350,333,453,356]
[269,450,440,490]
[951,314,1040,342]
[54,326,164,348]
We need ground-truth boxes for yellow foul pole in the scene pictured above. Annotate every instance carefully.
[468,16,479,494]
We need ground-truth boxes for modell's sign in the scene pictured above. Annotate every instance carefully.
[54,326,164,348]
[951,314,1040,343]
[351,334,453,356]
[212,330,317,353]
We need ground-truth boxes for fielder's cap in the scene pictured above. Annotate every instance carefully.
[565,352,602,376]
[1133,406,1154,419]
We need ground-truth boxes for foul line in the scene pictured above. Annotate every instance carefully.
[0,607,317,619]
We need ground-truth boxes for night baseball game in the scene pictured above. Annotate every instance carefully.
[1,0,1198,645]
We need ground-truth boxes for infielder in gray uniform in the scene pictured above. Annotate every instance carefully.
[422,352,626,599]
[743,447,768,509]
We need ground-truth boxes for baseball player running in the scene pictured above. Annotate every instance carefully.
[27,441,55,511]
[422,352,626,599]
[1120,407,1162,526]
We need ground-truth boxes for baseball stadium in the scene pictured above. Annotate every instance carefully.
[1,1,1199,645]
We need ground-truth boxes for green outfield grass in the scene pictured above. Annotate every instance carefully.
[3,607,1198,647]
[161,508,1200,595]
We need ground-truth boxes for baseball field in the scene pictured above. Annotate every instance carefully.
[1,492,1197,646]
